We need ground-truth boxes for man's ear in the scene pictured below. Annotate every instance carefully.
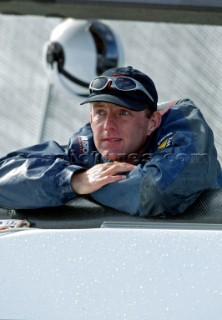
[147,111,162,136]
[90,113,92,126]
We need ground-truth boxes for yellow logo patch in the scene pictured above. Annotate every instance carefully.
[157,133,175,150]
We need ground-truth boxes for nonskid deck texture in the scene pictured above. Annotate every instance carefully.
[0,189,222,229]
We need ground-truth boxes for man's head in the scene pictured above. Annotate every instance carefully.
[81,66,161,161]
[80,66,158,112]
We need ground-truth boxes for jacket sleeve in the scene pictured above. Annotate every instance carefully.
[91,99,222,217]
[0,141,83,209]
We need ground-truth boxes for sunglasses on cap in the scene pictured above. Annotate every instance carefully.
[89,76,154,103]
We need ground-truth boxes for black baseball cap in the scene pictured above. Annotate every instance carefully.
[80,66,158,111]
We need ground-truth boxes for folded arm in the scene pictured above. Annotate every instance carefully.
[0,141,82,209]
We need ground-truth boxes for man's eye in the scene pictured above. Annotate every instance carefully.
[96,110,106,115]
[119,110,130,116]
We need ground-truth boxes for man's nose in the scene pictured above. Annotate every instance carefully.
[104,114,117,130]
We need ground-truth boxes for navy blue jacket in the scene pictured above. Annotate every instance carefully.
[0,99,221,216]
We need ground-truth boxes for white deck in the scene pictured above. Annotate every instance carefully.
[1,226,222,319]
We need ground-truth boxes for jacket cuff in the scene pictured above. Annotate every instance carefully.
[54,165,84,203]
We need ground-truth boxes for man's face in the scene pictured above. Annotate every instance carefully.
[90,102,156,161]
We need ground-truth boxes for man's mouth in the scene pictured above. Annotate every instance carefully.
[102,138,121,142]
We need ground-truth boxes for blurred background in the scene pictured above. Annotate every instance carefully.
[0,14,222,161]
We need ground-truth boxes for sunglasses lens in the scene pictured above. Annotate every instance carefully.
[115,77,136,90]
[91,77,108,90]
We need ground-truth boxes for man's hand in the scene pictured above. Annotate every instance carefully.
[71,162,135,195]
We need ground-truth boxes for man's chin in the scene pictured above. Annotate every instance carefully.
[102,151,127,162]
[102,152,137,163]
[102,151,141,164]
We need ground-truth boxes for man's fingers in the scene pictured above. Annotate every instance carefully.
[71,162,135,195]
[102,162,135,175]
[100,173,127,184]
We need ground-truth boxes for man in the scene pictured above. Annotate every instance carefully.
[0,66,221,217]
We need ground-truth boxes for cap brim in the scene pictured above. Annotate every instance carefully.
[80,93,147,111]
